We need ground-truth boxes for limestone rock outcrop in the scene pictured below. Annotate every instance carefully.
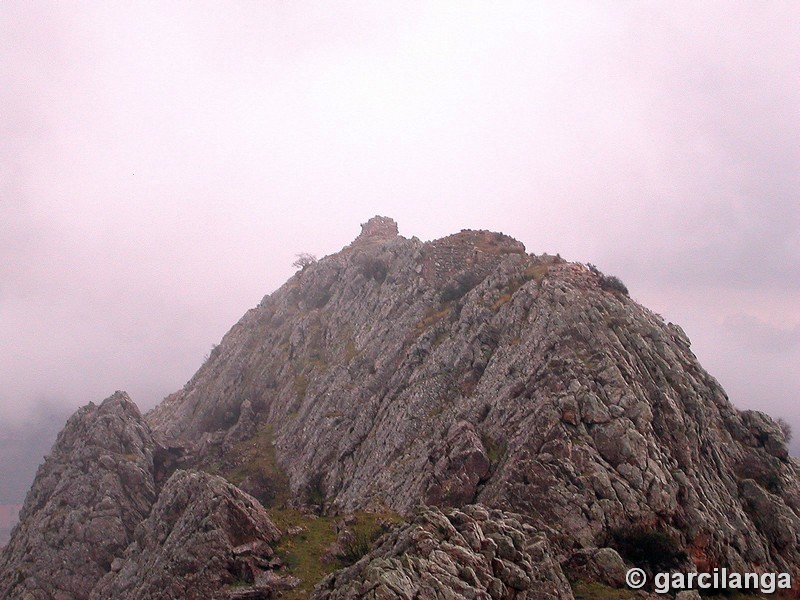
[0,394,287,600]
[312,504,572,599]
[147,219,800,578]
[91,470,283,600]
[0,392,157,599]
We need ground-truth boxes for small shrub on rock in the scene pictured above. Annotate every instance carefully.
[358,257,388,282]
[293,253,317,270]
[440,272,483,302]
[304,471,327,507]
[340,529,376,566]
[599,275,629,296]
[586,263,629,296]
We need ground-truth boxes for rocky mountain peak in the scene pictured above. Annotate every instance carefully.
[350,215,399,246]
[2,219,799,598]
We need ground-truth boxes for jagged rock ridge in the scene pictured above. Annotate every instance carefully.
[91,470,284,599]
[0,394,290,599]
[149,217,800,578]
[1,217,798,598]
[0,393,156,599]
[313,504,571,600]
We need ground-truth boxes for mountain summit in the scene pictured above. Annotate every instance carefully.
[2,217,798,598]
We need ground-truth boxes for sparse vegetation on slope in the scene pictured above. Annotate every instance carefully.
[269,509,401,599]
[201,424,291,508]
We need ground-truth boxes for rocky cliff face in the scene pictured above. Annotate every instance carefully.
[1,217,798,598]
[0,394,288,599]
[91,470,284,599]
[149,217,800,576]
[0,392,156,599]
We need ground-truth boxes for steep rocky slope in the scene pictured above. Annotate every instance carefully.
[1,217,798,598]
[0,394,290,599]
[0,393,156,598]
[150,217,800,578]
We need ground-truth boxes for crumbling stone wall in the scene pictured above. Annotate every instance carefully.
[351,216,399,246]
[421,229,526,284]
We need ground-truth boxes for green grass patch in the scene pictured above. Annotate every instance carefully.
[270,509,402,599]
[201,424,290,508]
[481,433,506,467]
[271,509,339,599]
[523,262,551,283]
[414,305,452,336]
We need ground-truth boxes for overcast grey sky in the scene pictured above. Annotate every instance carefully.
[2,2,798,459]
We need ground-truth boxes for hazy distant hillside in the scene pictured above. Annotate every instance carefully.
[0,404,70,505]
[0,505,22,548]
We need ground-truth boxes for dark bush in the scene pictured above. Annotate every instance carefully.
[239,472,290,508]
[586,263,629,296]
[599,274,629,296]
[359,257,388,282]
[340,529,377,566]
[202,343,221,365]
[304,471,327,506]
[611,525,685,572]
[440,271,483,302]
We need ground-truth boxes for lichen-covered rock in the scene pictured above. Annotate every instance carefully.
[0,398,286,600]
[425,420,490,506]
[311,504,572,599]
[0,392,157,599]
[91,469,283,600]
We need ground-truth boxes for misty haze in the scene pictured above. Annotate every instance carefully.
[1,2,798,598]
